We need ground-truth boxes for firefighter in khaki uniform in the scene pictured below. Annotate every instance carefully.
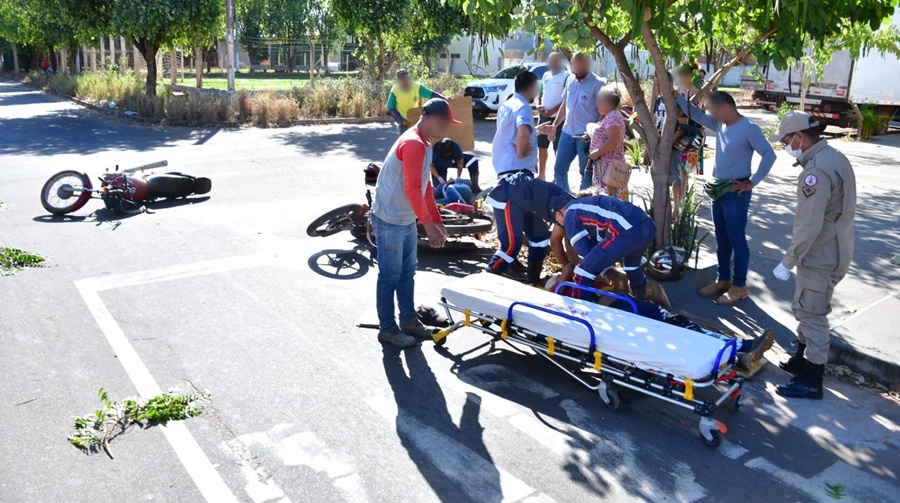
[768,112,856,399]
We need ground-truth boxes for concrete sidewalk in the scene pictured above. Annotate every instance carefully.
[630,133,900,386]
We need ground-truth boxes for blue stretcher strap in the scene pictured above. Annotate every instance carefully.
[506,301,596,349]
[712,338,738,374]
[553,281,638,315]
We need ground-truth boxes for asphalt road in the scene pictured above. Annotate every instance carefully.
[1,79,899,503]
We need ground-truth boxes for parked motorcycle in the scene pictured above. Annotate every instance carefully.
[306,163,493,246]
[40,160,211,215]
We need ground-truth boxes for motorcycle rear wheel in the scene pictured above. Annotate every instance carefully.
[41,170,92,215]
[442,215,494,236]
[307,204,365,237]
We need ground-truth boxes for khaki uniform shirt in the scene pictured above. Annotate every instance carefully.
[782,140,856,286]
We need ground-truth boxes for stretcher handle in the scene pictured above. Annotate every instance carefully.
[507,301,596,349]
[553,282,638,314]
[712,338,738,375]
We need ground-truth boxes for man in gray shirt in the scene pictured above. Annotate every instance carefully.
[678,91,776,305]
[547,52,605,190]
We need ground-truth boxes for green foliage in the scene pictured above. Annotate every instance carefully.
[68,387,209,458]
[625,139,644,166]
[762,101,798,140]
[851,105,892,140]
[0,247,46,275]
[825,482,847,500]
[331,0,467,79]
[671,181,709,268]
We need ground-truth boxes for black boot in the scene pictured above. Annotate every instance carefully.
[778,342,807,375]
[526,260,543,286]
[470,172,482,196]
[776,362,824,399]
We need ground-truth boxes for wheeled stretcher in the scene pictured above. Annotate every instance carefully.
[432,273,744,446]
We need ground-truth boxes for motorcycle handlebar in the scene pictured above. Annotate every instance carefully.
[120,160,168,173]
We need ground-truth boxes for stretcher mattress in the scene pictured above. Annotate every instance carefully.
[441,273,731,380]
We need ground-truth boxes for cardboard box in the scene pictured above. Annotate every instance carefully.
[405,96,475,151]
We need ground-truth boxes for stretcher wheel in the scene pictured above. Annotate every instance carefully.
[701,430,723,448]
[729,395,742,413]
[434,336,447,347]
[601,388,620,411]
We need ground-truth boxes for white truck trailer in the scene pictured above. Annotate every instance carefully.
[742,8,900,127]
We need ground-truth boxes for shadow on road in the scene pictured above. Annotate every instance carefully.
[273,124,398,162]
[0,80,215,155]
[307,247,374,280]
[383,345,501,503]
[32,196,211,229]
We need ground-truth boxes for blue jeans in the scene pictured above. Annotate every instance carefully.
[434,181,473,205]
[372,215,418,331]
[711,190,752,287]
[553,131,591,191]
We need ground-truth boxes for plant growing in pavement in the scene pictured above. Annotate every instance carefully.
[68,388,210,459]
[825,482,847,500]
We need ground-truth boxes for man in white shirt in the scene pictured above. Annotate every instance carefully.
[537,52,569,180]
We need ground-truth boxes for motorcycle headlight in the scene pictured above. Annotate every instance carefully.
[484,85,507,93]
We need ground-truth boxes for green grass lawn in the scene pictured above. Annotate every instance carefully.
[178,69,358,91]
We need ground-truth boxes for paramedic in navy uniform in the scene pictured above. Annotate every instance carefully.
[485,70,573,285]
[553,192,656,299]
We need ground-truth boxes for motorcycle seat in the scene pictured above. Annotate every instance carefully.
[146,173,199,199]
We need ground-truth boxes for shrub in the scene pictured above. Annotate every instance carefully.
[292,78,387,118]
[851,105,891,140]
[423,73,468,99]
[763,101,798,140]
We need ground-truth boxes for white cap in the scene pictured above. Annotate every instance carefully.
[768,111,820,143]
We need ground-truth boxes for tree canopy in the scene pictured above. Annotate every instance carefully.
[454,0,899,243]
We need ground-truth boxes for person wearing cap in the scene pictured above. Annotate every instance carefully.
[371,98,458,348]
[387,69,446,134]
[768,111,857,400]
[550,190,656,300]
[677,91,777,306]
[486,70,567,284]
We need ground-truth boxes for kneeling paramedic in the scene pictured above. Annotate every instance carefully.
[486,70,572,284]
[553,192,656,299]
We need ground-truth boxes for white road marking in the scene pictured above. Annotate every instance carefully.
[718,440,750,460]
[745,457,900,503]
[236,425,371,503]
[364,395,552,503]
[830,291,897,330]
[74,281,239,503]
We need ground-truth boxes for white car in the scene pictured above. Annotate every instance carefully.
[464,62,551,120]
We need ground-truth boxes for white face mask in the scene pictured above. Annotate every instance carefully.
[784,134,802,158]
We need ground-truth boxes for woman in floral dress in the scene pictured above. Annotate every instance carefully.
[588,87,628,200]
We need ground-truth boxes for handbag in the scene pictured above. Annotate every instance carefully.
[704,178,734,201]
[601,159,632,189]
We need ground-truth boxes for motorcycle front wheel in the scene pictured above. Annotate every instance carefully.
[40,170,92,215]
[306,204,365,237]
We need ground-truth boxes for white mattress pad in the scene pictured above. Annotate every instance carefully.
[441,273,732,380]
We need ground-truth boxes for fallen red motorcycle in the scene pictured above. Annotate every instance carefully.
[306,163,493,246]
[40,160,211,215]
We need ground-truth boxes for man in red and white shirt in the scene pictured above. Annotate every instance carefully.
[371,99,456,347]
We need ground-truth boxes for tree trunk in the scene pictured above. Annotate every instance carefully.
[195,45,204,88]
[445,45,451,74]
[309,37,316,83]
[100,36,106,65]
[109,36,116,66]
[134,39,158,95]
[11,42,19,73]
[171,48,178,85]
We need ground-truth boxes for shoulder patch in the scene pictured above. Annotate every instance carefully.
[802,186,817,198]
[803,174,818,187]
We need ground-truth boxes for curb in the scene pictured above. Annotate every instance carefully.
[674,306,900,387]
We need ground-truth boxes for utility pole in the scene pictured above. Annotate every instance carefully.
[225,0,235,91]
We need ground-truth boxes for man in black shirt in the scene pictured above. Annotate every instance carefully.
[432,138,482,194]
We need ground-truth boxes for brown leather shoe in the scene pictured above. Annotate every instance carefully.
[716,285,749,305]
[698,280,731,297]
[750,328,775,362]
